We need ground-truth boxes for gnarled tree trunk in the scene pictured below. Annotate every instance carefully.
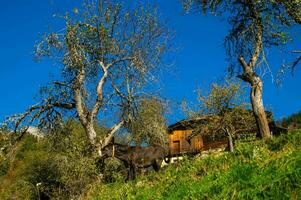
[238,56,272,140]
[250,75,271,139]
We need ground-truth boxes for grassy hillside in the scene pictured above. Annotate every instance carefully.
[83,130,301,200]
[1,128,301,199]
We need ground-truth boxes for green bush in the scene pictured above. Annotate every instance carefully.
[0,121,100,199]
[102,158,128,183]
[0,160,9,177]
[17,151,63,199]
[15,135,39,160]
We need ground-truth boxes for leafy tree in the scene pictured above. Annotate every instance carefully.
[183,81,256,152]
[182,0,301,139]
[4,0,171,153]
[126,97,168,146]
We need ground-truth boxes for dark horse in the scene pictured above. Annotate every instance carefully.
[99,143,170,180]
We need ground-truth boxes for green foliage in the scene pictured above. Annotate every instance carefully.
[85,130,301,199]
[17,151,63,199]
[126,97,168,145]
[15,135,40,160]
[183,81,255,151]
[196,81,247,115]
[0,160,9,177]
[0,121,99,199]
[102,158,128,183]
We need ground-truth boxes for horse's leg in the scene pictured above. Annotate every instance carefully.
[129,164,135,181]
[128,168,131,181]
[126,167,131,181]
[132,164,137,180]
[153,159,162,172]
[124,162,131,181]
[152,160,159,171]
[126,162,137,181]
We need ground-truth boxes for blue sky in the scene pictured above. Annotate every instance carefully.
[0,0,300,125]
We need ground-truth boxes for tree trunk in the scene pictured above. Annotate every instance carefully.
[238,56,272,140]
[85,122,97,145]
[250,75,272,139]
[226,129,234,153]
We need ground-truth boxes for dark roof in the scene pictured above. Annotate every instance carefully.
[168,113,288,136]
[168,116,213,133]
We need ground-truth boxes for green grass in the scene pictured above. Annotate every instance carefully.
[84,130,301,200]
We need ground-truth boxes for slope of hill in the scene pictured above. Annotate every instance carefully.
[83,130,301,200]
[1,128,301,199]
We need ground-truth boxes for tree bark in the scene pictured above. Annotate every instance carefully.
[226,129,234,153]
[85,122,97,145]
[238,56,272,139]
[250,75,271,139]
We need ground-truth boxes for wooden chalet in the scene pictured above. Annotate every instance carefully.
[167,113,287,156]
[167,117,228,156]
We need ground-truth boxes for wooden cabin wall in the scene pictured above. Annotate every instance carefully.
[169,130,204,155]
[190,135,203,151]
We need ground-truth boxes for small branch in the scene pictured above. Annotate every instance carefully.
[111,82,127,99]
[54,81,72,89]
[292,56,301,71]
[106,57,133,69]
[249,3,263,68]
[238,56,249,71]
[12,101,75,134]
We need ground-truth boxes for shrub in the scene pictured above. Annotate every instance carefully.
[0,121,100,199]
[18,151,64,199]
[102,158,128,183]
[0,160,9,177]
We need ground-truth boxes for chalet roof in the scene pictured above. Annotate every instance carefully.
[168,112,288,136]
[168,116,213,133]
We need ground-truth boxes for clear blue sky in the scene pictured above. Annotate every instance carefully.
[0,0,300,125]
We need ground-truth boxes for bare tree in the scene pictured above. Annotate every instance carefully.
[4,0,171,153]
[182,0,300,139]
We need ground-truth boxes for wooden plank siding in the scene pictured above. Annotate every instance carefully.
[168,130,203,155]
[167,114,287,156]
